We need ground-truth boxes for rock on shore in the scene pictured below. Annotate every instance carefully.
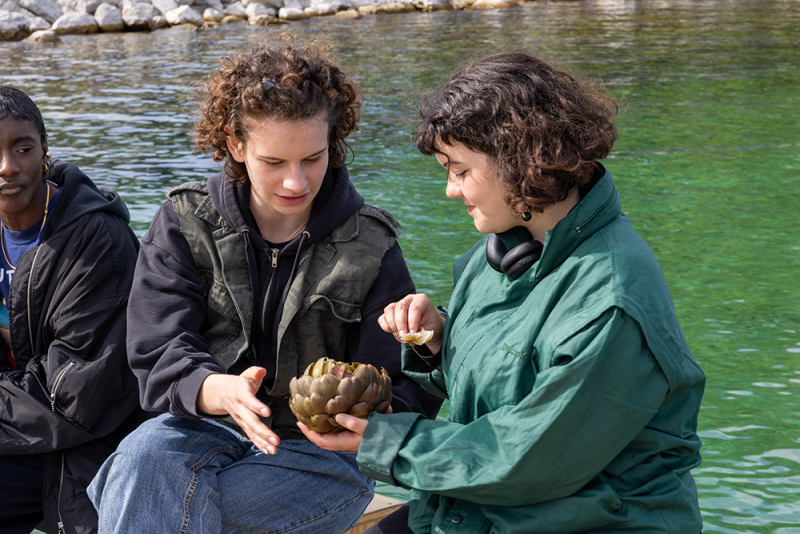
[1,0,528,41]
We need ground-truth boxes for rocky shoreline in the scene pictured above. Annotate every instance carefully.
[1,0,520,42]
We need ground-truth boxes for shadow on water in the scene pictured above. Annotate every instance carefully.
[3,1,799,531]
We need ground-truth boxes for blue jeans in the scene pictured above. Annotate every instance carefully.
[87,414,374,534]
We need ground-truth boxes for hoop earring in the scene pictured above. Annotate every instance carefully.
[43,162,50,174]
[521,211,531,222]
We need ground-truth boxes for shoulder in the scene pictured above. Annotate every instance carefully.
[167,180,208,199]
[166,181,209,211]
[358,204,401,239]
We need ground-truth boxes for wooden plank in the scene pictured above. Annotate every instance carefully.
[344,494,404,534]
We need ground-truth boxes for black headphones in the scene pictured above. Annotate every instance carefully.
[486,233,543,280]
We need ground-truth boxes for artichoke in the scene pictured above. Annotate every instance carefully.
[289,357,392,434]
[400,329,434,345]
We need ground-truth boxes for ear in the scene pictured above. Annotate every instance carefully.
[41,141,49,164]
[224,126,245,163]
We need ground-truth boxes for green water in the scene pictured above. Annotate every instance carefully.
[2,0,799,530]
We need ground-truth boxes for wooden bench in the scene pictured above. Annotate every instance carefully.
[345,494,404,534]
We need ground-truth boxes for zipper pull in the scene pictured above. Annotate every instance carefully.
[271,248,279,268]
[58,521,65,533]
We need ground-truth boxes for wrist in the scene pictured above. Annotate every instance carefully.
[196,373,228,416]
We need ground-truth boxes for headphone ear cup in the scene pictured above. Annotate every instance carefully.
[501,240,543,280]
[486,233,508,273]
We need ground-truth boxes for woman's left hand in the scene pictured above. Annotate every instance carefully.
[298,413,368,452]
[299,406,392,452]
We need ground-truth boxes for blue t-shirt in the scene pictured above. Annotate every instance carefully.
[0,188,61,335]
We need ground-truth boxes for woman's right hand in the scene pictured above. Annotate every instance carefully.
[378,293,446,355]
[196,367,280,455]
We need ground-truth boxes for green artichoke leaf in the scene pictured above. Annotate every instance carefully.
[359,383,382,405]
[291,394,309,418]
[338,376,367,403]
[304,391,328,415]
[348,401,372,418]
[325,395,355,415]
[353,363,380,385]
[375,400,391,414]
[311,373,340,399]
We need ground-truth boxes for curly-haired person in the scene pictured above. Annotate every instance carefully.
[87,36,442,534]
[301,51,706,534]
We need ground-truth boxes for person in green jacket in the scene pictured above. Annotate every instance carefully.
[300,51,706,533]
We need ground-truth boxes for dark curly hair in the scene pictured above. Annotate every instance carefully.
[416,51,618,214]
[193,34,362,185]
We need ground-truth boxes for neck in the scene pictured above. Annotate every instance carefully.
[251,206,312,243]
[522,188,581,243]
[0,181,50,232]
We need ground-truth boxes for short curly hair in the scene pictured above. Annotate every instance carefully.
[193,34,362,185]
[416,51,618,214]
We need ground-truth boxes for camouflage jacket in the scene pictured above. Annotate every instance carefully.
[168,181,402,437]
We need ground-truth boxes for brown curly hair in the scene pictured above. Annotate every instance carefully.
[193,34,362,185]
[416,51,618,214]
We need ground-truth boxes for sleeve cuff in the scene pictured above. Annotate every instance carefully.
[171,366,220,419]
[357,411,424,488]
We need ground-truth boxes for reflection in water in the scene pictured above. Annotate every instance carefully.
[1,1,799,531]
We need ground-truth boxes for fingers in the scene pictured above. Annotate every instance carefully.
[381,294,429,338]
[297,420,364,452]
[241,366,267,390]
[233,406,280,455]
[335,413,369,435]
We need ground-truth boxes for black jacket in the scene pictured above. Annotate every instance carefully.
[128,167,442,428]
[0,161,143,534]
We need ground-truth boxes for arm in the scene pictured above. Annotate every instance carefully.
[0,212,140,453]
[126,202,222,417]
[357,308,669,507]
[127,203,279,454]
[345,244,444,420]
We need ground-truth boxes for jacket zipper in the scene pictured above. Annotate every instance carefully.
[27,245,45,354]
[50,361,75,412]
[57,452,66,533]
[261,248,280,334]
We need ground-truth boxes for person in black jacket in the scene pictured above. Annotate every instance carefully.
[87,36,442,534]
[0,86,143,534]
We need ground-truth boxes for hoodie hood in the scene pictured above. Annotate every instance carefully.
[205,165,365,245]
[45,160,131,237]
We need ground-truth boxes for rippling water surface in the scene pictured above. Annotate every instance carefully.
[2,1,799,531]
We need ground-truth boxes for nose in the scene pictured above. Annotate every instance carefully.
[0,150,20,177]
[283,164,309,193]
[445,178,461,199]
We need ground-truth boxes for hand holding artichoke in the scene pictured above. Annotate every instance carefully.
[289,358,392,434]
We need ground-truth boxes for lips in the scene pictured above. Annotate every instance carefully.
[276,192,310,206]
[0,184,22,195]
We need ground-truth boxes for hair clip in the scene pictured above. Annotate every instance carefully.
[301,67,310,79]
[262,78,276,92]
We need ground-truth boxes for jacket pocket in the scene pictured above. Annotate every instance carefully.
[50,361,76,413]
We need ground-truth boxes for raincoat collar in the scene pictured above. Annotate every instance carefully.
[497,164,620,285]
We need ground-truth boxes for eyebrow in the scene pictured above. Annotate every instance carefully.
[259,147,327,160]
[12,134,37,144]
[434,152,458,167]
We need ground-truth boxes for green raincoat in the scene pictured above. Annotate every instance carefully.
[358,169,705,533]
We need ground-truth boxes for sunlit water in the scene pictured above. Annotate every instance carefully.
[3,1,799,531]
